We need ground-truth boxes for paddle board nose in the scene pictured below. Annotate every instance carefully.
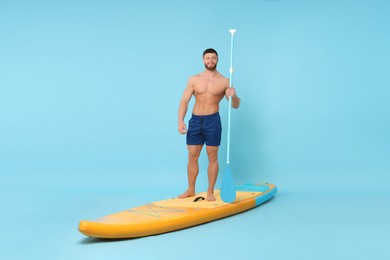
[78,221,87,232]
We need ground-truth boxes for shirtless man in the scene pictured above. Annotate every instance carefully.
[178,48,240,201]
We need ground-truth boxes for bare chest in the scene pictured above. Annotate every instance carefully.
[194,77,226,96]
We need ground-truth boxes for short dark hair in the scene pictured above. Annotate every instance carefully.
[203,48,218,57]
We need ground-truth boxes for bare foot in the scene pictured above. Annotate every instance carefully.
[206,192,216,201]
[178,189,195,199]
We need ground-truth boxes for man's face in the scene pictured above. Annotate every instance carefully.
[203,53,218,71]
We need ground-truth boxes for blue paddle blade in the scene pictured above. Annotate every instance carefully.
[221,165,236,203]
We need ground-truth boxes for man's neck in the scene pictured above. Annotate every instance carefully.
[203,69,218,77]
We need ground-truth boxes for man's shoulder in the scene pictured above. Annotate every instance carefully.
[192,71,204,78]
[217,73,229,85]
[189,71,228,83]
[220,73,229,81]
[211,71,227,79]
[188,73,202,83]
[191,71,227,78]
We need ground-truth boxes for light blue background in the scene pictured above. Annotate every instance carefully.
[1,0,389,259]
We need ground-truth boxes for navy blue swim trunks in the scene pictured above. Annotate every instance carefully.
[186,112,222,146]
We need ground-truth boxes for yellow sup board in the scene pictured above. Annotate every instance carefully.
[78,183,277,239]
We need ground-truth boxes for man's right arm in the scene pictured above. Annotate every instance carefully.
[178,77,195,134]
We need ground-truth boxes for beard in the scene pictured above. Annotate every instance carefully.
[204,63,217,71]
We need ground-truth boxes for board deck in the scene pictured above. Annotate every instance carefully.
[78,183,277,238]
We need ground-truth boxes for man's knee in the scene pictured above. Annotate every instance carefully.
[206,146,219,161]
[188,152,200,162]
[188,145,202,160]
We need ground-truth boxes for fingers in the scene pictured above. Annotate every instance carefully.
[226,87,236,97]
[178,124,187,134]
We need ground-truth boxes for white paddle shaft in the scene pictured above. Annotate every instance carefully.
[227,29,236,164]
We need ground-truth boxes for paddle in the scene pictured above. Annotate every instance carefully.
[220,29,237,203]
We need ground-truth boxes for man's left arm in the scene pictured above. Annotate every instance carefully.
[225,87,240,109]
